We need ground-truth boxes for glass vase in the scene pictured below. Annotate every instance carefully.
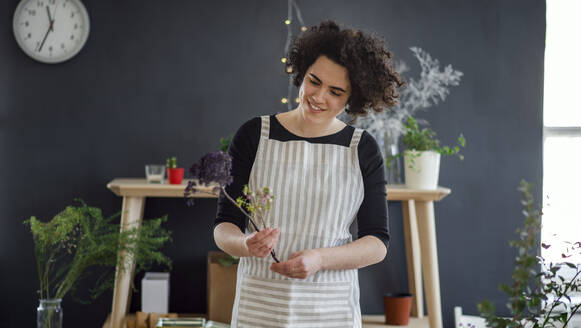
[37,299,63,328]
[384,131,403,184]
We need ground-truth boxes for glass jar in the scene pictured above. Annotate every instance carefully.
[384,131,403,184]
[37,299,63,328]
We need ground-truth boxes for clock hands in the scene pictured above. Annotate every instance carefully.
[47,4,54,32]
[37,6,55,52]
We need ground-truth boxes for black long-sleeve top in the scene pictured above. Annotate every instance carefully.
[214,115,390,250]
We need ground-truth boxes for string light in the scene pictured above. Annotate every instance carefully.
[281,0,306,110]
[295,97,300,103]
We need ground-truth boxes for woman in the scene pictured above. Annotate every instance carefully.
[214,20,403,328]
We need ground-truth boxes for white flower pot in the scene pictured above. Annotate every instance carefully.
[404,150,441,189]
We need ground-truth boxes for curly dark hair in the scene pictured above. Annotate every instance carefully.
[287,20,405,118]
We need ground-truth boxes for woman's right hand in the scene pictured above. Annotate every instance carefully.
[244,227,280,258]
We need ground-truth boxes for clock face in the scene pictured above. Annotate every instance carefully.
[13,0,90,63]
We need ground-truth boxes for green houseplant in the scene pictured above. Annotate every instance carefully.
[220,136,232,153]
[24,200,172,328]
[166,156,184,184]
[400,116,465,189]
[341,47,463,184]
[478,181,581,328]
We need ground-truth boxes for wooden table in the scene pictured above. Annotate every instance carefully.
[103,178,450,328]
[103,178,217,328]
[362,315,429,327]
[387,185,450,328]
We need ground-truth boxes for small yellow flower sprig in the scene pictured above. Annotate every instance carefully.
[235,185,279,263]
[236,185,274,231]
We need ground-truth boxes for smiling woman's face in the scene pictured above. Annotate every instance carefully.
[298,55,351,124]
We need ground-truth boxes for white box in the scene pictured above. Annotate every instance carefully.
[141,272,170,314]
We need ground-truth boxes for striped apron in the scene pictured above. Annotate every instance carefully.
[231,115,365,328]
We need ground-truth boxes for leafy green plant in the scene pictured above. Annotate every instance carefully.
[402,115,465,156]
[478,181,581,327]
[24,200,172,302]
[166,156,178,169]
[400,116,465,169]
[217,255,239,267]
[220,136,233,153]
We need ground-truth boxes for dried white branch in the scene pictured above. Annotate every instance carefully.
[340,47,463,157]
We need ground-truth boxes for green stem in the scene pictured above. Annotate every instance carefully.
[44,255,53,299]
[564,303,581,327]
[541,268,581,326]
[548,269,581,325]
[512,211,537,323]
[542,294,561,327]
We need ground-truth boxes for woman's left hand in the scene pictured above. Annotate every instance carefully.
[269,249,323,279]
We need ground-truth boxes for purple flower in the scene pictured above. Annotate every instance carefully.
[184,151,233,206]
[190,151,233,186]
[183,151,280,263]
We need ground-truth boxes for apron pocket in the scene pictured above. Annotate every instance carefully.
[236,274,354,328]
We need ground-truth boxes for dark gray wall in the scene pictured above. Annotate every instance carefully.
[0,0,544,327]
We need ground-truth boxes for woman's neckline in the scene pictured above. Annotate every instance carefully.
[272,113,348,140]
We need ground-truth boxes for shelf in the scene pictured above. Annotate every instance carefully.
[107,179,450,201]
[362,315,429,328]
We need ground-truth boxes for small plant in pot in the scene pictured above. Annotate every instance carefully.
[166,156,184,184]
[401,116,465,189]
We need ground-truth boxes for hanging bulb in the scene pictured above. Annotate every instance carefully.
[284,19,291,25]
[286,66,293,73]
[301,26,307,32]
[295,97,300,103]
[281,98,288,104]
[281,57,287,63]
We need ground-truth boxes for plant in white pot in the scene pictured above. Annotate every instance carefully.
[339,47,463,184]
[401,116,465,189]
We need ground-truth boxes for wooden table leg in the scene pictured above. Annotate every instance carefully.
[402,200,424,318]
[416,201,442,328]
[109,196,146,328]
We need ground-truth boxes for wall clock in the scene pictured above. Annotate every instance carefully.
[13,0,90,63]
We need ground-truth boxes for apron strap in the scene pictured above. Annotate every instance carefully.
[350,128,363,148]
[260,115,270,139]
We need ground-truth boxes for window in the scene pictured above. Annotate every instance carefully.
[542,0,581,267]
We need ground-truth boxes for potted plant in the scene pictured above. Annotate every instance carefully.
[24,200,172,328]
[400,116,465,189]
[340,47,463,184]
[166,156,184,185]
[220,135,232,153]
[384,292,413,325]
[478,181,581,328]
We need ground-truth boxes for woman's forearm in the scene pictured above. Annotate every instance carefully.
[213,222,251,257]
[215,222,387,270]
[317,235,387,271]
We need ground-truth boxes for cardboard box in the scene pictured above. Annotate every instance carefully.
[142,272,170,314]
[207,251,238,324]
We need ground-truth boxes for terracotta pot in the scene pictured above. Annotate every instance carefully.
[166,168,184,184]
[384,293,412,325]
